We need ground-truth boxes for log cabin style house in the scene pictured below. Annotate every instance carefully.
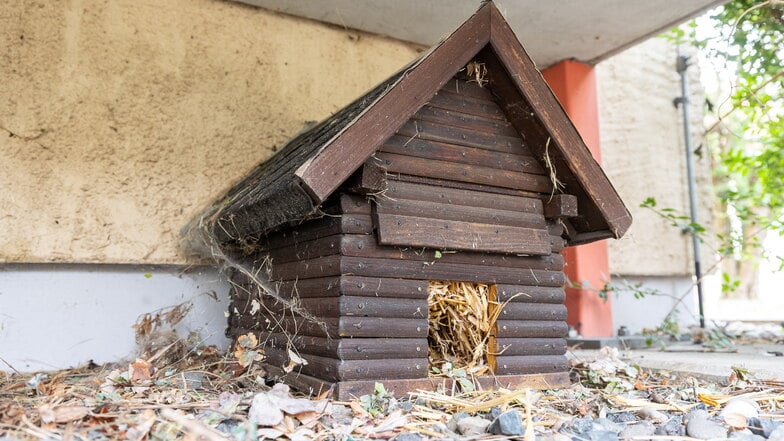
[192,1,631,398]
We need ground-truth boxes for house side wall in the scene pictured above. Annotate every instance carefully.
[0,0,420,264]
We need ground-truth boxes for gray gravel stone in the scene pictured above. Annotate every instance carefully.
[655,415,685,436]
[488,410,525,436]
[747,417,782,438]
[456,416,491,436]
[686,409,728,440]
[620,420,656,438]
[729,428,766,441]
[608,412,637,423]
[569,417,595,434]
[592,418,624,434]
[588,430,618,441]
[769,425,784,441]
[446,412,470,432]
[488,406,503,420]
[394,433,424,441]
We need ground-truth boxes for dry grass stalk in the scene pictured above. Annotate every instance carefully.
[427,281,498,376]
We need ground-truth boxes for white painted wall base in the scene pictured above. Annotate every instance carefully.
[0,264,231,372]
[610,275,701,335]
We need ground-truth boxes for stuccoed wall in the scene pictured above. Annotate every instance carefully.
[1,0,420,264]
[597,38,713,277]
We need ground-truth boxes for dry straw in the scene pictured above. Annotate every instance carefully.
[427,281,500,376]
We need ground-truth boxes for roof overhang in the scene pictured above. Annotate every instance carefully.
[235,0,724,67]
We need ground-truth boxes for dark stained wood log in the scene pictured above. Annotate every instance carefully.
[341,234,564,271]
[544,194,579,219]
[397,119,525,154]
[341,256,565,286]
[267,234,343,264]
[261,214,373,250]
[494,338,566,356]
[498,302,566,320]
[377,152,554,193]
[442,77,497,100]
[261,333,428,360]
[413,104,519,137]
[495,285,565,303]
[547,220,566,253]
[551,235,565,253]
[263,366,571,400]
[255,296,428,319]
[547,221,564,236]
[375,213,552,255]
[391,174,543,199]
[496,320,569,338]
[271,254,343,280]
[346,160,387,195]
[427,89,506,121]
[494,355,569,375]
[256,234,565,282]
[380,135,544,175]
[384,180,543,214]
[230,316,429,339]
[330,372,571,400]
[338,194,373,214]
[395,119,528,154]
[264,347,428,382]
[273,276,427,300]
[374,194,547,229]
[296,4,492,202]
[496,303,567,321]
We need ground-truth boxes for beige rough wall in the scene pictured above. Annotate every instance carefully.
[1,0,420,264]
[597,38,713,277]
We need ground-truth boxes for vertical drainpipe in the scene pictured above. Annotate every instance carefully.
[674,54,706,328]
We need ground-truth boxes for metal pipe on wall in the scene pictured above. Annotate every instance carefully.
[675,54,706,328]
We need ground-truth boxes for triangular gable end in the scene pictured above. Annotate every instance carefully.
[206,1,630,248]
[292,1,630,245]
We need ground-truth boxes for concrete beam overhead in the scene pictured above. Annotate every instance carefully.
[237,0,725,67]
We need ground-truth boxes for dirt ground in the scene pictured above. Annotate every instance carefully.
[2,328,783,441]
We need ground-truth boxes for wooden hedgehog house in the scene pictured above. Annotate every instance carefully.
[188,2,631,398]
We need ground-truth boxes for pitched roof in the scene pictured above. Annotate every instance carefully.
[195,1,631,249]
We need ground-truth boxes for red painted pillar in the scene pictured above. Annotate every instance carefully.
[542,60,613,337]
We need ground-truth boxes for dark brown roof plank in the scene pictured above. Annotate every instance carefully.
[294,3,492,203]
[487,5,632,239]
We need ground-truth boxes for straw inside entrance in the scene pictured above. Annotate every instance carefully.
[427,280,499,376]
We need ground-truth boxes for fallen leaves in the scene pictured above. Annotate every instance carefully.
[2,342,784,441]
[233,333,265,368]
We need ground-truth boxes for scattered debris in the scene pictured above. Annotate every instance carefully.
[2,341,784,440]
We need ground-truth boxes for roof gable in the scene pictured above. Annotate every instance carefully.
[199,1,630,249]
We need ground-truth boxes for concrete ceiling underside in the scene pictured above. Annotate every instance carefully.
[236,0,724,68]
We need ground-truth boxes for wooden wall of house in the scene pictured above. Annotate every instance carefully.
[226,75,573,383]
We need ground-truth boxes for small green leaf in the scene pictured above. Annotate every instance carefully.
[434,250,442,259]
[144,273,153,279]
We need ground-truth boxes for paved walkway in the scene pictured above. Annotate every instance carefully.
[571,342,784,384]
